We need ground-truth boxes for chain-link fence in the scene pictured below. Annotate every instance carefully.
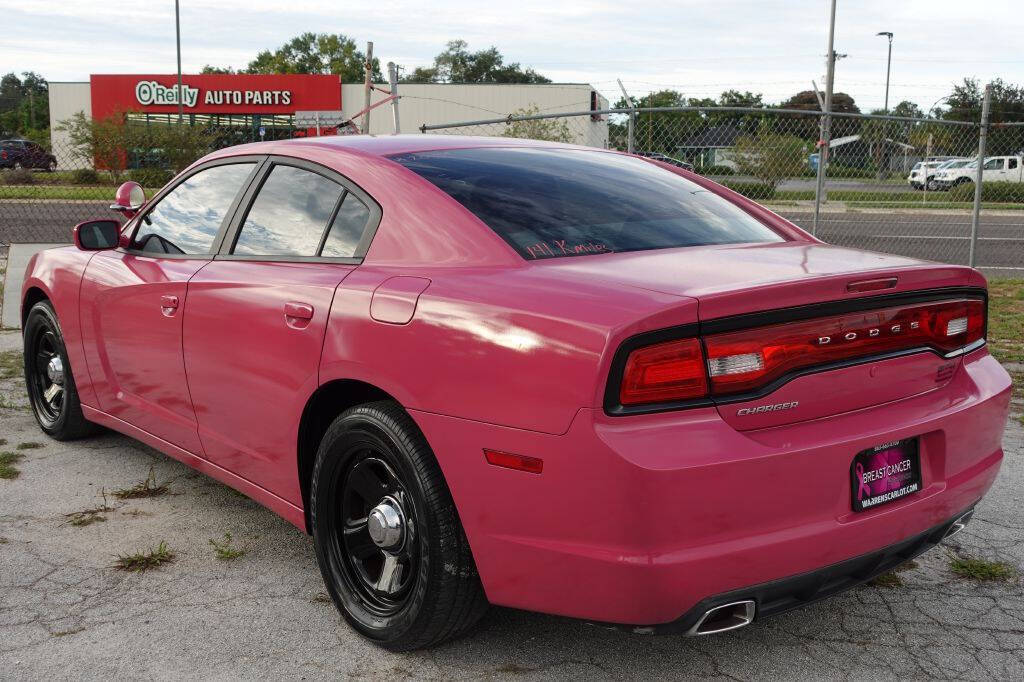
[421,106,1024,276]
[2,106,1023,276]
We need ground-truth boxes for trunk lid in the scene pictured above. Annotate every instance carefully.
[564,242,986,429]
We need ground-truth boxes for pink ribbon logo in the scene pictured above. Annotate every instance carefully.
[855,462,872,501]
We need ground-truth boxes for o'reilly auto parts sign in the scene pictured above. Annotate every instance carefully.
[90,73,340,119]
[134,80,294,108]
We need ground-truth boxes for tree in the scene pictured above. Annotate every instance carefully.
[402,40,550,84]
[57,110,138,180]
[0,71,49,138]
[707,90,766,131]
[501,105,572,143]
[732,130,808,190]
[778,90,861,140]
[612,90,706,155]
[204,33,380,81]
[942,78,1024,155]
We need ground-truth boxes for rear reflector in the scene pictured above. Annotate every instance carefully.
[619,338,708,405]
[484,449,543,474]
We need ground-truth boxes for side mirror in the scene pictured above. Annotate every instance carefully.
[73,220,122,251]
[110,181,146,218]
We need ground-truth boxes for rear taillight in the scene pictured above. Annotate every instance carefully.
[619,338,707,405]
[703,299,985,396]
[612,297,985,408]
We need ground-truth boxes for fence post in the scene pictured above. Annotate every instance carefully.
[627,109,635,154]
[968,84,991,268]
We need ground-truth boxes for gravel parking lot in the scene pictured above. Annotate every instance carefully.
[1,268,1022,680]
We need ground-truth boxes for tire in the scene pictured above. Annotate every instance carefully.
[310,401,488,651]
[926,178,939,191]
[46,159,57,172]
[12,160,23,170]
[23,300,99,440]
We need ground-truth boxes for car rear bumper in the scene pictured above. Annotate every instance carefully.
[411,349,1011,627]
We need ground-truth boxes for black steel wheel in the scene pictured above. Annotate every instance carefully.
[311,401,487,650]
[23,300,97,440]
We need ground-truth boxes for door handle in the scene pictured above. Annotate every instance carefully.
[284,301,314,321]
[160,295,179,317]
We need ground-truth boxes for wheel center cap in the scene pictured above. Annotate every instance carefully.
[367,497,404,551]
[46,356,64,385]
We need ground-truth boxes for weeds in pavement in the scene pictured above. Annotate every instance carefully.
[209,533,245,561]
[0,451,25,479]
[113,467,169,500]
[0,350,22,380]
[0,537,8,544]
[867,572,903,588]
[51,626,86,637]
[0,438,7,446]
[949,556,1017,582]
[64,490,114,527]
[894,560,919,572]
[114,541,174,572]
[16,441,43,450]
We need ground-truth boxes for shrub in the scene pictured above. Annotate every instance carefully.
[71,168,100,185]
[949,181,1024,203]
[0,167,35,185]
[700,165,735,176]
[127,167,174,188]
[732,132,808,190]
[720,180,776,200]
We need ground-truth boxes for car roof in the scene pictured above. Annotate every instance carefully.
[204,134,598,163]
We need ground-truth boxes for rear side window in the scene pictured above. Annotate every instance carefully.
[233,165,344,256]
[391,147,783,260]
[134,162,255,255]
[321,193,371,258]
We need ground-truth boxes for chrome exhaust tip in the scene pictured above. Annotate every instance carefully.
[687,600,756,636]
[943,509,974,541]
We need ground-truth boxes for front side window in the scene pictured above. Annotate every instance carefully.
[985,158,1004,170]
[391,147,783,260]
[233,165,344,256]
[133,162,255,255]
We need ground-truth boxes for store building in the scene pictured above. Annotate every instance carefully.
[48,74,608,168]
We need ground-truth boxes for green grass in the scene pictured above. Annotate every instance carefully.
[112,467,169,500]
[867,572,903,587]
[209,533,245,561]
[987,280,1024,365]
[949,556,1017,582]
[0,451,25,479]
[114,541,174,572]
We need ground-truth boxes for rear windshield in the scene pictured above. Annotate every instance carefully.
[390,147,783,260]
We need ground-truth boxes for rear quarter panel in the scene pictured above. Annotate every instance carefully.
[320,265,698,434]
[21,246,98,406]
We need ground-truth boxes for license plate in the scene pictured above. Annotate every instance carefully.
[850,438,921,512]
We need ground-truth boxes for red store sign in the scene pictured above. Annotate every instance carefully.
[90,74,341,119]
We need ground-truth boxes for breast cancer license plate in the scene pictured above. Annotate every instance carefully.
[850,438,921,512]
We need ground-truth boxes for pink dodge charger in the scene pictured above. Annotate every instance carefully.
[21,135,1011,650]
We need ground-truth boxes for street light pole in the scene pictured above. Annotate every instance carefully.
[876,31,893,112]
[175,0,184,124]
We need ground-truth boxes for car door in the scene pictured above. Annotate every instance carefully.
[1007,156,1020,182]
[182,157,380,500]
[982,157,1005,182]
[79,157,262,454]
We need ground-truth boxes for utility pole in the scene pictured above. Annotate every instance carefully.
[362,41,374,134]
[617,79,635,154]
[969,84,992,268]
[812,0,838,237]
[876,32,893,112]
[175,0,184,123]
[28,89,34,128]
[388,62,401,134]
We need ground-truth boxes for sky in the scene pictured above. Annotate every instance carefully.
[2,0,1022,116]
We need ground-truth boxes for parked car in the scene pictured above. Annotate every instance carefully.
[21,136,1011,650]
[0,138,57,171]
[906,160,946,190]
[934,155,1024,190]
[635,150,695,171]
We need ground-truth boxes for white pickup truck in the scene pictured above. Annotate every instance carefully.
[934,155,1024,190]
